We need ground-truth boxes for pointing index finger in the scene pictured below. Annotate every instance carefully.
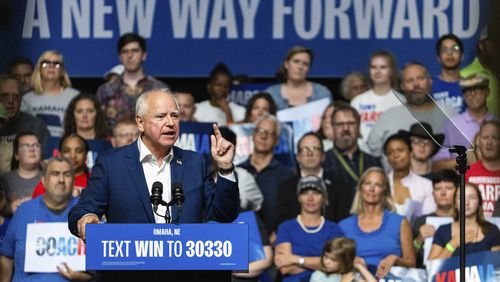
[212,124,221,140]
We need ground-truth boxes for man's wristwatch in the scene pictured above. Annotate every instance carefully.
[218,163,235,175]
[298,257,305,266]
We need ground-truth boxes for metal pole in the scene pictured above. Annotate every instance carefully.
[449,145,468,282]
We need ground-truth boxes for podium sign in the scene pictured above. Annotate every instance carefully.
[86,224,248,270]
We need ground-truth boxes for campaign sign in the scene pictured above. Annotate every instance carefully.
[176,121,214,155]
[25,223,86,272]
[426,251,500,282]
[229,83,272,107]
[86,224,248,270]
[229,122,296,168]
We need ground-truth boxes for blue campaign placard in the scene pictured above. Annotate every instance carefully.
[85,223,248,271]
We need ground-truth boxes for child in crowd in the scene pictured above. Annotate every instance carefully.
[310,238,376,282]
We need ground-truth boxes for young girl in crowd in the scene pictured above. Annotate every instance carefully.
[310,238,376,282]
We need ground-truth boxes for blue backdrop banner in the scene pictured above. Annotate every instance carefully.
[0,0,488,77]
[85,223,249,270]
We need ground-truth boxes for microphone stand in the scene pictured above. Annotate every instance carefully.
[449,145,468,282]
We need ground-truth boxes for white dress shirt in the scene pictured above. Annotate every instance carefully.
[138,138,174,223]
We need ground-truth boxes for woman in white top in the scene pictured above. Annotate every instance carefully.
[384,132,436,221]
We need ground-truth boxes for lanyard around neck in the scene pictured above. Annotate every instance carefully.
[333,148,364,182]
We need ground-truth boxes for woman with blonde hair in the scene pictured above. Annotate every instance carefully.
[22,50,79,137]
[264,46,332,110]
[339,167,415,278]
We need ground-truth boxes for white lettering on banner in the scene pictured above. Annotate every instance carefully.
[239,0,260,38]
[21,0,481,39]
[392,0,421,39]
[324,0,351,39]
[353,0,393,39]
[94,0,113,38]
[116,0,156,37]
[170,0,210,38]
[273,0,292,39]
[170,0,259,39]
[102,240,131,257]
[22,0,50,38]
[208,0,238,39]
[294,0,322,40]
[61,0,155,39]
[134,240,163,257]
[274,0,479,39]
[62,0,90,38]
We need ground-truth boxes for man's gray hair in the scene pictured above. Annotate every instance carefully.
[42,156,74,178]
[135,88,179,117]
[254,114,281,136]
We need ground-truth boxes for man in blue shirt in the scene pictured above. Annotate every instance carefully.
[0,156,93,282]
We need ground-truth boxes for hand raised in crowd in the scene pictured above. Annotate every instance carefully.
[210,124,235,171]
[57,262,93,281]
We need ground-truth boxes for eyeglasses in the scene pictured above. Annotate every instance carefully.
[410,137,433,146]
[254,127,276,138]
[439,45,461,54]
[19,143,41,150]
[0,92,21,102]
[41,60,62,69]
[298,146,322,154]
[332,121,357,128]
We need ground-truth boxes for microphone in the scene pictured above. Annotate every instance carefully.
[171,182,184,208]
[150,181,163,212]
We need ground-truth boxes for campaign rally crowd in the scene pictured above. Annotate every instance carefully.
[0,29,499,282]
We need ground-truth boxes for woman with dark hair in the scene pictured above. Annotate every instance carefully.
[264,46,332,110]
[32,134,90,198]
[64,92,108,140]
[2,133,42,213]
[194,63,246,125]
[428,183,500,260]
[243,92,277,123]
[339,167,416,278]
[21,50,79,137]
[63,93,112,159]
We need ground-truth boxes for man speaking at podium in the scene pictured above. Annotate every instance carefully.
[68,89,239,281]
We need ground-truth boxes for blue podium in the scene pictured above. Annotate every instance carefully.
[85,223,248,271]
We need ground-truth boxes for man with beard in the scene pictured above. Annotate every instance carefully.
[466,120,500,217]
[323,102,381,220]
[366,62,456,162]
[431,34,466,114]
